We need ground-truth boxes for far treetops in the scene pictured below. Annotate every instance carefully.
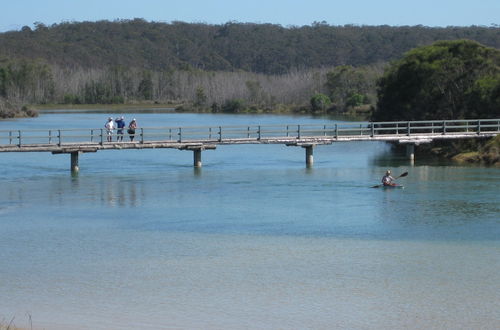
[373,40,500,121]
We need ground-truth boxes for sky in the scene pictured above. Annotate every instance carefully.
[1,0,499,32]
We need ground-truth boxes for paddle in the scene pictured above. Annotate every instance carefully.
[371,171,408,188]
[397,171,409,179]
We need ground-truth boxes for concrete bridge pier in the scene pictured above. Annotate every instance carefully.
[405,143,416,165]
[70,151,80,173]
[193,149,202,168]
[303,145,314,167]
[179,145,216,168]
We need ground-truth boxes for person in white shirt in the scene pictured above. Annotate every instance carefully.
[105,117,115,142]
[381,170,396,186]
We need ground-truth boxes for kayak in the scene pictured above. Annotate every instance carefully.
[371,184,404,189]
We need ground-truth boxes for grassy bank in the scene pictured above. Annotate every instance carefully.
[451,135,500,166]
[423,135,500,166]
[0,98,37,119]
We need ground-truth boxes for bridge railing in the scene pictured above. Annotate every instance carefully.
[1,119,499,147]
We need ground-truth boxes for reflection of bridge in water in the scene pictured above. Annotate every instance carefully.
[1,119,499,172]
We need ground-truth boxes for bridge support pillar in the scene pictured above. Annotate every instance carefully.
[304,145,314,167]
[406,144,415,162]
[193,149,202,168]
[70,151,80,173]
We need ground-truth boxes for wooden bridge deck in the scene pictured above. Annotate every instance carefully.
[0,131,497,153]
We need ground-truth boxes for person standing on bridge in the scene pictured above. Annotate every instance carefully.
[115,116,125,141]
[128,118,137,141]
[105,117,115,142]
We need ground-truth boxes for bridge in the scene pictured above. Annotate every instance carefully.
[1,119,499,172]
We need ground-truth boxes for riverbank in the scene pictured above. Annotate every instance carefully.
[33,102,181,111]
[423,135,500,166]
[0,98,37,119]
[4,99,372,119]
[451,135,500,166]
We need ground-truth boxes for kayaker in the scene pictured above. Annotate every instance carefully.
[381,170,396,186]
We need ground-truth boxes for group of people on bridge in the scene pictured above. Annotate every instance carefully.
[104,117,137,142]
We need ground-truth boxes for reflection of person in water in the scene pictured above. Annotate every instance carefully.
[101,178,139,207]
[128,118,137,141]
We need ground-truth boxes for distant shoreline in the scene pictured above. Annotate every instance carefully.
[33,103,180,111]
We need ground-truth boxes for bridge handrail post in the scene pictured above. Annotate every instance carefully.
[297,125,301,139]
[140,128,144,143]
[178,127,182,143]
[477,120,481,135]
[324,125,327,136]
[258,126,261,140]
[218,126,222,142]
[49,130,52,144]
[17,130,21,147]
[9,131,12,145]
[335,124,338,138]
[442,121,447,135]
[370,123,375,137]
[247,126,250,139]
[58,130,62,146]
[100,129,104,145]
[286,125,289,137]
[90,129,93,143]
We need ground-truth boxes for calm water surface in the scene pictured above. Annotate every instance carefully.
[0,111,499,329]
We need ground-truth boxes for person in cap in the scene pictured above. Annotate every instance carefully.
[115,116,126,141]
[381,170,396,186]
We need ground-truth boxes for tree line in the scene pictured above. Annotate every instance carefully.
[1,20,499,74]
[0,56,384,117]
[0,21,499,118]
[373,40,500,120]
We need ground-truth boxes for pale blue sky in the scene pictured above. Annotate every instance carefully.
[1,0,499,32]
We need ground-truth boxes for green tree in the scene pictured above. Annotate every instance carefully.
[222,98,246,113]
[310,93,331,112]
[346,93,367,107]
[0,67,7,97]
[325,65,380,111]
[373,40,500,121]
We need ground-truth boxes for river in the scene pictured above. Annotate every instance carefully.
[0,110,499,329]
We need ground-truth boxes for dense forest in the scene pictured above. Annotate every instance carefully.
[373,39,500,165]
[374,40,500,120]
[0,20,499,117]
[2,20,500,73]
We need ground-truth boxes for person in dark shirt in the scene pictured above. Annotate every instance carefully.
[128,119,137,141]
[115,116,126,141]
